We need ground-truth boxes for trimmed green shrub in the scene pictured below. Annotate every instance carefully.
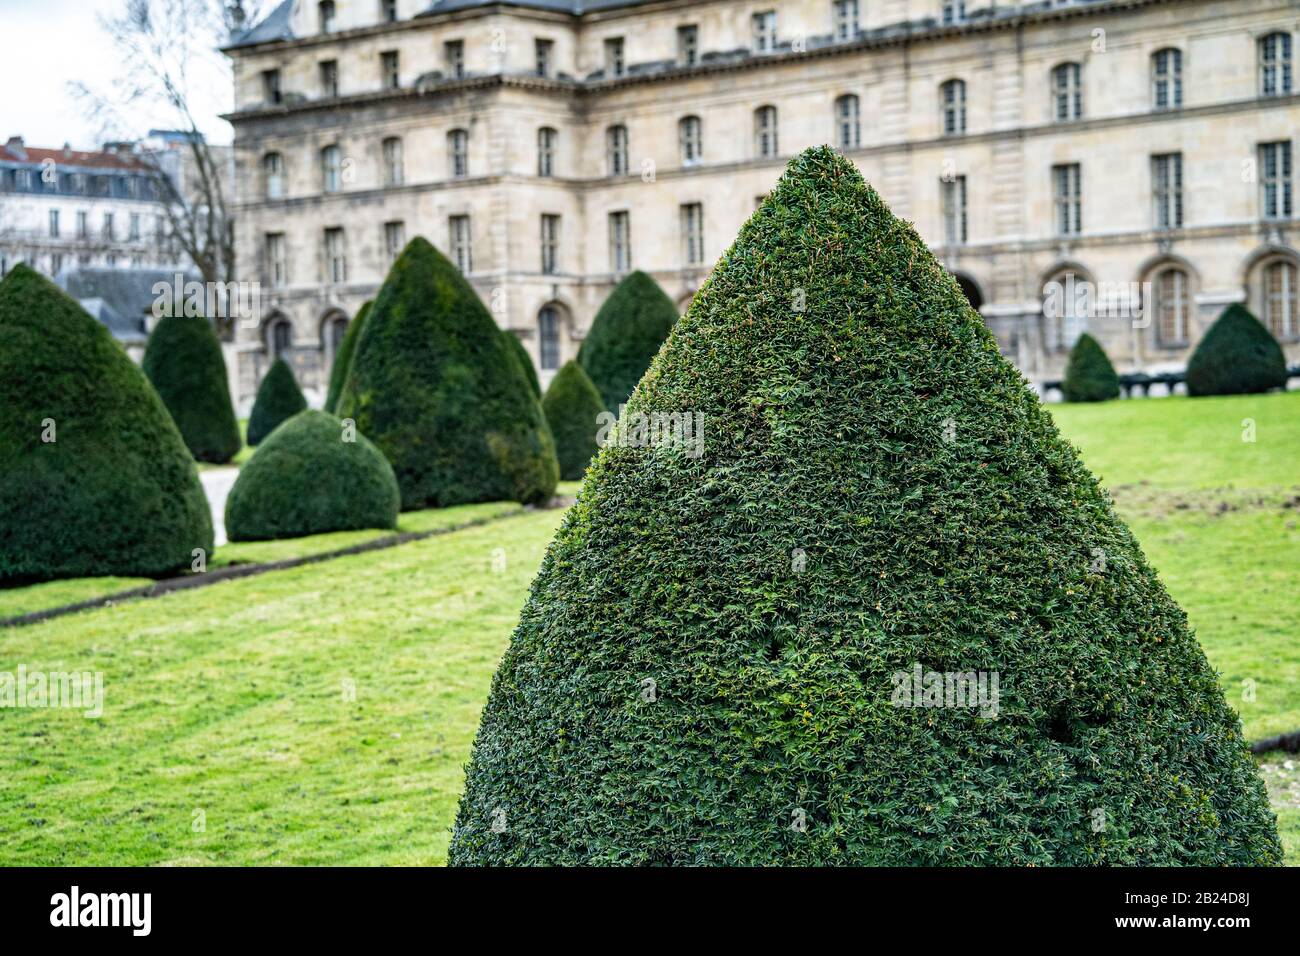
[1061,333,1120,403]
[450,147,1280,867]
[578,270,678,412]
[0,265,213,584]
[323,301,371,413]
[225,410,399,541]
[336,237,558,509]
[542,360,605,480]
[505,330,541,399]
[1186,304,1287,397]
[143,314,242,462]
[247,357,307,446]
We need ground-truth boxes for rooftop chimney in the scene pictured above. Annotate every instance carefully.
[5,136,25,160]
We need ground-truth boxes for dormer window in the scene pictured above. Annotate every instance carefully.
[752,11,776,53]
[535,38,554,78]
[445,40,465,79]
[381,0,398,22]
[605,37,625,77]
[319,0,335,34]
[677,25,698,67]
[833,0,859,41]
[262,69,282,105]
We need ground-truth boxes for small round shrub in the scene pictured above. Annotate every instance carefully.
[578,270,678,412]
[1186,304,1287,397]
[225,410,399,541]
[323,301,371,413]
[247,357,307,446]
[505,330,541,399]
[1061,333,1120,402]
[0,265,213,583]
[143,314,241,462]
[542,360,605,480]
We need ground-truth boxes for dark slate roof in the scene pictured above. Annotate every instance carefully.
[75,298,146,344]
[227,0,296,48]
[55,268,197,343]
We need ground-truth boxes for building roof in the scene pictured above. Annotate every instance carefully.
[55,268,197,343]
[0,137,149,172]
[74,297,147,344]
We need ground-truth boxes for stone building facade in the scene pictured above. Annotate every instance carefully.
[222,0,1299,409]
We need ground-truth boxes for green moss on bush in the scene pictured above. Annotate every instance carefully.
[1186,304,1287,397]
[505,330,541,399]
[247,358,306,446]
[1062,333,1120,403]
[542,360,605,480]
[578,270,678,412]
[450,148,1280,867]
[225,410,399,541]
[337,237,558,509]
[143,314,241,462]
[0,265,213,584]
[323,301,370,414]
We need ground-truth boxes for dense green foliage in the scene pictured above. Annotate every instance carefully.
[323,301,370,413]
[336,237,558,509]
[0,265,213,583]
[1186,304,1287,397]
[504,330,541,399]
[542,360,605,480]
[142,314,241,462]
[247,358,307,446]
[578,270,678,411]
[451,148,1280,866]
[225,410,399,541]
[1061,333,1120,403]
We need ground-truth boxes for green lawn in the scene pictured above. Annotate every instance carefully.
[0,395,1295,865]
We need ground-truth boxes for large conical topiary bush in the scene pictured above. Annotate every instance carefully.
[323,301,371,413]
[542,360,605,480]
[0,265,213,584]
[143,314,242,462]
[1186,304,1287,397]
[578,270,678,412]
[247,357,307,446]
[505,330,541,399]
[336,237,558,509]
[225,410,399,541]
[450,148,1280,867]
[1061,333,1120,403]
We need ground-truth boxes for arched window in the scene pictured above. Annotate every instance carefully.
[320,145,341,193]
[1152,48,1183,110]
[940,79,966,135]
[1153,267,1191,347]
[448,129,468,178]
[606,124,629,176]
[537,127,556,177]
[834,94,860,150]
[679,115,702,165]
[538,305,561,370]
[1261,258,1298,340]
[268,315,293,360]
[381,137,403,187]
[263,152,285,199]
[1259,32,1293,97]
[1051,63,1083,121]
[754,106,778,158]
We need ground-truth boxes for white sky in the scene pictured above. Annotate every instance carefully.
[0,0,233,151]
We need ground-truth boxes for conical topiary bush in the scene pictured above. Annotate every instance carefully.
[143,314,242,462]
[225,410,400,541]
[336,237,558,509]
[450,148,1280,867]
[578,270,678,412]
[1186,304,1287,397]
[542,360,605,480]
[323,301,371,413]
[247,357,307,446]
[1061,333,1120,403]
[0,265,213,584]
[505,330,541,399]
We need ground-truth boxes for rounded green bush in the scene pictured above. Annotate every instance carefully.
[323,301,370,414]
[337,237,558,510]
[1186,304,1287,397]
[247,357,306,446]
[143,314,241,462]
[0,265,213,584]
[578,270,678,412]
[450,147,1280,867]
[505,330,541,399]
[1061,333,1120,403]
[542,360,605,480]
[225,410,399,541]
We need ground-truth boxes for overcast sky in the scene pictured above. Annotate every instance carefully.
[0,0,233,150]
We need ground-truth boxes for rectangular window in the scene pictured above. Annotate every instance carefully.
[266,232,287,286]
[102,212,114,241]
[449,215,473,273]
[324,227,346,283]
[445,40,465,79]
[381,0,398,22]
[320,60,339,97]
[384,221,405,263]
[538,127,555,177]
[605,37,625,77]
[318,0,335,33]
[1152,48,1183,110]
[381,51,400,89]
[540,214,560,275]
[677,25,698,67]
[51,253,63,274]
[1259,141,1293,220]
[680,202,704,266]
[833,0,859,41]
[608,210,630,273]
[129,213,141,240]
[1152,153,1184,230]
[382,138,403,186]
[76,211,88,238]
[752,11,776,53]
[1259,32,1293,97]
[48,209,59,238]
[262,69,282,104]
[942,1,966,25]
[535,38,553,78]
[1052,163,1082,236]
[941,175,967,245]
